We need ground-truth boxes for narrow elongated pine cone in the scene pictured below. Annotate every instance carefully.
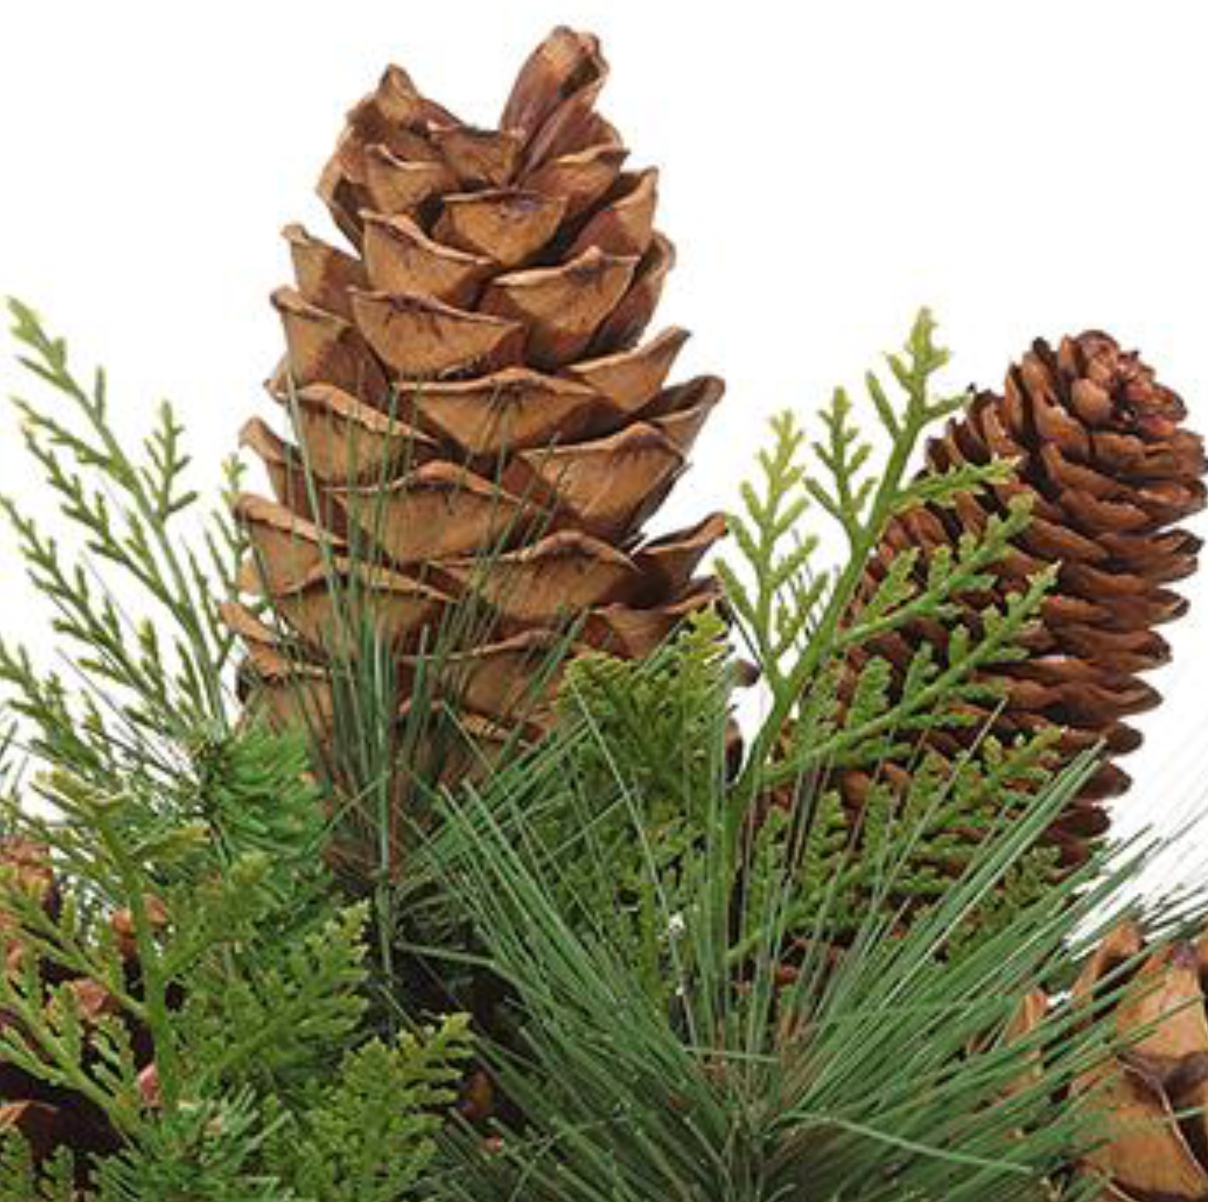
[1031,921,1208,1201]
[852,332,1206,866]
[229,27,726,799]
[0,838,160,1184]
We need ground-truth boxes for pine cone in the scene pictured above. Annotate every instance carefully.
[0,838,160,1184]
[229,28,726,830]
[1042,921,1208,1200]
[851,332,1206,866]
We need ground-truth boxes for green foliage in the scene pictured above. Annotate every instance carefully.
[464,610,740,1007]
[788,545,1054,782]
[519,314,1068,949]
[426,714,1180,1202]
[411,619,1180,1198]
[747,734,1065,955]
[0,300,246,792]
[266,1017,471,1202]
[87,1019,472,1202]
[402,313,1182,1200]
[0,303,475,1197]
[718,310,1047,800]
[493,606,1062,989]
[560,607,735,809]
[0,1143,78,1202]
[0,726,470,1199]
[3,302,1202,1202]
[88,1091,289,1202]
[678,310,1072,942]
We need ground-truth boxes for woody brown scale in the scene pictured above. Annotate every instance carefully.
[849,332,1206,866]
[0,838,161,1182]
[228,27,727,785]
[1010,922,1208,1201]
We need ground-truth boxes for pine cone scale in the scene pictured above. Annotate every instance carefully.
[1052,925,1208,1200]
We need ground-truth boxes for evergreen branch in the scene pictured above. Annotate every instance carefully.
[724,312,1045,815]
[728,311,971,801]
[0,952,140,1133]
[271,1016,472,1202]
[1,299,240,764]
[714,414,820,699]
[773,567,1055,788]
[425,704,1183,1202]
[0,723,466,1197]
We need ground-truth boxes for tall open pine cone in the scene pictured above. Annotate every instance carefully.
[228,27,726,802]
[851,332,1205,867]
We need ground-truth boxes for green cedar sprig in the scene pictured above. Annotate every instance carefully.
[0,725,471,1199]
[719,310,1039,800]
[0,300,245,788]
[519,606,1063,970]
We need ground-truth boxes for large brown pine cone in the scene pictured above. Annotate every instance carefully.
[0,838,160,1184]
[849,332,1205,867]
[228,28,727,818]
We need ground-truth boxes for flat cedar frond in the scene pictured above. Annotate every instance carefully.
[1,300,245,789]
[785,565,1052,785]
[0,717,22,798]
[559,609,735,810]
[717,411,821,700]
[755,732,1067,952]
[721,310,1025,802]
[0,726,470,1198]
[265,1018,472,1202]
[0,1142,77,1201]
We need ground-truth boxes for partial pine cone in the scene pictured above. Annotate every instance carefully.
[1021,921,1208,1201]
[228,27,728,824]
[848,331,1206,867]
[0,838,162,1184]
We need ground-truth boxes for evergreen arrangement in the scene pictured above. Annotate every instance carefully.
[2,25,1206,1202]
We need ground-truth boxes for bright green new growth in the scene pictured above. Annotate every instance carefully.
[719,310,1051,799]
[0,726,471,1201]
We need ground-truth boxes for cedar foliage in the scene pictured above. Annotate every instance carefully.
[0,729,470,1200]
[0,304,471,1199]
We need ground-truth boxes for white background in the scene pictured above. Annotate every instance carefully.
[1,2,1205,887]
